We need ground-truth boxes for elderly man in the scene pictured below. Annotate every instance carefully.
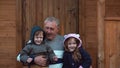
[34,17,64,68]
[17,17,64,68]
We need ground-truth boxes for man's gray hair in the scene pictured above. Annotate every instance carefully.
[44,17,60,26]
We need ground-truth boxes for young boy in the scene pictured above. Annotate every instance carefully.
[19,26,57,67]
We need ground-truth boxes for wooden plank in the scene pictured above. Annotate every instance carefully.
[24,0,37,42]
[105,0,120,17]
[104,22,110,68]
[105,17,120,21]
[69,0,77,33]
[48,0,54,16]
[0,1,16,21]
[16,0,23,68]
[79,0,86,45]
[104,21,118,68]
[36,0,43,26]
[109,23,117,68]
[64,0,68,34]
[116,22,120,68]
[59,0,65,35]
[97,0,105,68]
[0,24,16,37]
[43,0,48,20]
[64,0,70,34]
[64,0,78,34]
[53,0,60,19]
[0,21,15,26]
[29,0,37,26]
[0,59,16,68]
[70,0,78,33]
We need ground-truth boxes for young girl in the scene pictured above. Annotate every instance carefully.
[62,33,92,68]
[19,26,57,68]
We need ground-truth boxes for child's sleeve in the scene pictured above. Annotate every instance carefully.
[62,52,68,68]
[46,45,56,62]
[20,45,31,63]
[79,47,92,68]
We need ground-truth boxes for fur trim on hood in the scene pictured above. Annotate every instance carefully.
[29,26,45,44]
[64,33,82,47]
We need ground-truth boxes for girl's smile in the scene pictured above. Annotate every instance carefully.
[67,38,77,52]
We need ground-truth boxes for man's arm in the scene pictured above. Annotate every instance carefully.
[17,54,21,62]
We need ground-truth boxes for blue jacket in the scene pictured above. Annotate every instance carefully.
[62,47,92,68]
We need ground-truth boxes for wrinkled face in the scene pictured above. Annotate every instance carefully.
[44,21,59,40]
[67,38,77,52]
[34,31,43,45]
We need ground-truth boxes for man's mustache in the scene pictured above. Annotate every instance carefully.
[46,33,52,36]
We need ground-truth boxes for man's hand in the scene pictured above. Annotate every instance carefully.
[53,56,58,61]
[34,55,47,66]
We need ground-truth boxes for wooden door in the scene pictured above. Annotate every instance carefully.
[104,0,120,67]
[104,20,120,68]
[16,0,79,68]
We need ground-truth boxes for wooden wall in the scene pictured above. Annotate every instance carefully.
[1,0,120,68]
[0,0,98,68]
[0,0,16,68]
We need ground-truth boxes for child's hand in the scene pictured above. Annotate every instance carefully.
[27,57,33,63]
[79,66,83,68]
[53,56,58,61]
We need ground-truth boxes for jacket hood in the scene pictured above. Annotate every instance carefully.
[64,33,82,47]
[29,26,45,44]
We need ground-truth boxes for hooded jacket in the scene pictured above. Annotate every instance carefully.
[28,26,45,44]
[20,26,55,63]
[62,33,92,68]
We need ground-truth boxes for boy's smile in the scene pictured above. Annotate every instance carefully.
[34,31,43,45]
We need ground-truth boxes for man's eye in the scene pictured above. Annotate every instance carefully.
[46,27,49,29]
[50,28,54,30]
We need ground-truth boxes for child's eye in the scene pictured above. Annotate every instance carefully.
[40,37,43,38]
[68,42,76,45]
[73,43,76,44]
[68,43,71,45]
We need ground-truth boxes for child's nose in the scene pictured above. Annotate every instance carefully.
[38,38,42,40]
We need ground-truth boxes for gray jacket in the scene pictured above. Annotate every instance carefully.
[20,43,55,63]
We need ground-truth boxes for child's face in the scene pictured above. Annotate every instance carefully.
[34,31,44,45]
[67,38,77,52]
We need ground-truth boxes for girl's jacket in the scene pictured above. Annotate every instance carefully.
[62,47,92,68]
